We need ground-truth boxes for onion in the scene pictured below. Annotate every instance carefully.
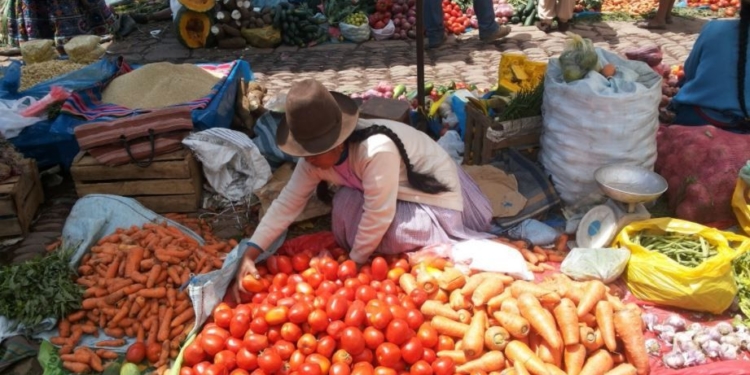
[693,332,711,346]
[645,338,661,356]
[715,321,734,336]
[641,313,659,331]
[688,322,703,332]
[719,343,738,360]
[662,351,685,369]
[407,16,416,25]
[393,4,403,14]
[674,332,697,352]
[665,314,686,331]
[682,349,707,366]
[706,326,722,341]
[701,340,721,358]
[401,22,411,30]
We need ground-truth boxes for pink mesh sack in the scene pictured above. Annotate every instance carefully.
[656,125,750,224]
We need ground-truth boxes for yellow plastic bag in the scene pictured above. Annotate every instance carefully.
[240,26,281,49]
[732,178,750,235]
[612,218,750,314]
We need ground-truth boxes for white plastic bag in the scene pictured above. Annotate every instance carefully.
[560,247,631,283]
[182,128,273,202]
[340,22,371,43]
[437,130,464,164]
[0,97,46,139]
[451,239,534,280]
[508,219,559,246]
[539,48,661,206]
[370,20,395,41]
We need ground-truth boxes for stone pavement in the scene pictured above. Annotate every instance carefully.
[98,17,704,97]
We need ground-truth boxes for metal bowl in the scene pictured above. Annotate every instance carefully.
[594,163,668,204]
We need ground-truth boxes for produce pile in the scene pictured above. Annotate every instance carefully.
[277,2,328,47]
[632,231,718,268]
[601,0,658,15]
[19,60,86,92]
[734,251,750,322]
[685,0,739,15]
[176,234,650,375]
[506,0,538,26]
[0,139,23,182]
[211,0,255,49]
[48,222,234,374]
[622,45,683,114]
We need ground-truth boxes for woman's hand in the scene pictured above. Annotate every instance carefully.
[232,249,261,302]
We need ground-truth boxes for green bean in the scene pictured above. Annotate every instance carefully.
[633,230,717,268]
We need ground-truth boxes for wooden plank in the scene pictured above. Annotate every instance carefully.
[0,217,22,237]
[0,159,37,217]
[71,158,192,182]
[75,178,196,197]
[0,197,14,216]
[187,152,203,211]
[18,178,44,235]
[74,149,188,166]
[0,176,20,195]
[135,195,199,214]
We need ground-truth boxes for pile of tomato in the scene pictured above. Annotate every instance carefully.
[178,251,458,375]
[442,0,470,35]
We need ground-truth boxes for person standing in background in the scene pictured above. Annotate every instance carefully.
[536,0,575,33]
[637,0,676,29]
[424,0,511,49]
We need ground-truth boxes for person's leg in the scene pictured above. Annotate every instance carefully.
[535,0,556,33]
[637,0,671,29]
[473,0,511,41]
[424,0,446,48]
[555,0,575,32]
[665,0,676,24]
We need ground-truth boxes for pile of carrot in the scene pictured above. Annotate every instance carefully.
[402,267,650,375]
[492,235,570,274]
[51,221,234,374]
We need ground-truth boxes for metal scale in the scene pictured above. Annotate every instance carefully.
[576,164,669,248]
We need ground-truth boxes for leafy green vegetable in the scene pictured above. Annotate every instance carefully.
[497,82,544,122]
[0,249,83,330]
[733,250,750,318]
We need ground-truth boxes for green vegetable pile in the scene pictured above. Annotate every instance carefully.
[733,251,750,318]
[633,231,718,268]
[275,3,328,47]
[496,82,544,122]
[0,249,83,330]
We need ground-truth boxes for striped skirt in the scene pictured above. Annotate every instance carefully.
[331,167,495,255]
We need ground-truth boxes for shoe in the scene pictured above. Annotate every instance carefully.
[479,25,511,42]
[427,34,446,49]
[557,21,570,33]
[536,21,552,33]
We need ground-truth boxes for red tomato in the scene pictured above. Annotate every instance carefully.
[267,291,284,306]
[147,342,162,363]
[381,280,399,295]
[272,273,288,289]
[298,363,322,375]
[368,306,393,330]
[409,361,433,375]
[265,306,289,326]
[404,309,424,331]
[321,259,339,281]
[335,287,355,302]
[332,349,353,365]
[288,302,312,325]
[375,343,401,368]
[230,370,250,375]
[215,350,238,371]
[275,255,293,274]
[330,363,352,375]
[306,272,323,289]
[280,322,302,342]
[421,348,436,364]
[266,325,281,343]
[308,309,329,333]
[204,364,228,375]
[352,363,374,375]
[326,296,349,321]
[355,285,378,302]
[214,309,234,329]
[204,326,231,341]
[229,313,251,339]
[386,268,406,282]
[374,367,397,375]
[292,253,311,272]
[235,304,253,317]
[181,367,195,375]
[338,260,358,281]
[431,358,455,375]
[400,337,423,364]
[296,282,314,295]
[340,327,366,355]
[249,317,268,334]
[274,340,295,360]
[416,323,438,348]
[327,320,347,339]
[194,361,211,375]
[289,350,306,371]
[243,334,269,353]
[385,319,411,345]
[392,259,410,272]
[363,327,385,350]
[250,369,269,375]
[388,305,407,321]
[344,300,367,328]
[201,334,226,356]
[436,336,454,351]
[183,342,206,367]
[358,272,371,285]
[352,348,373,363]
[241,275,267,294]
[316,335,337,358]
[267,256,281,275]
[306,354,332,375]
[297,333,318,355]
[277,296,296,307]
[344,278,362,290]
[226,337,244,353]
[257,350,282,373]
[370,257,388,281]
[236,348,258,371]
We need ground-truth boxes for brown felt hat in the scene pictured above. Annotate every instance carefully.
[276,79,359,157]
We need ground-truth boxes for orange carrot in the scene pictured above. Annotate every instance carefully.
[604,364,637,375]
[50,336,69,346]
[517,293,562,350]
[613,309,650,375]
[553,298,579,346]
[62,361,91,373]
[146,263,162,289]
[437,267,467,291]
[421,300,460,320]
[450,289,473,311]
[579,313,597,328]
[595,301,617,352]
[95,339,126,347]
[122,283,145,295]
[137,287,168,299]
[104,327,125,338]
[510,281,561,305]
[519,248,539,264]
[96,349,119,360]
[583,328,604,352]
[472,277,506,306]
[611,353,625,364]
[564,344,586,375]
[461,273,491,296]
[463,310,487,359]
[485,326,511,351]
[579,326,597,351]
[81,297,103,310]
[437,350,468,365]
[501,298,520,315]
[537,339,562,367]
[103,290,125,305]
[431,316,470,338]
[504,341,548,375]
[456,351,506,373]
[492,311,530,339]
[158,307,174,342]
[554,234,569,252]
[168,266,183,285]
[606,294,626,312]
[456,309,472,325]
[579,349,614,375]
[58,319,71,338]
[514,360,531,375]
[487,289,513,311]
[576,281,606,318]
[125,247,145,276]
[532,246,548,262]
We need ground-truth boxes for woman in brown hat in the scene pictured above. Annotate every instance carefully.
[234,79,493,286]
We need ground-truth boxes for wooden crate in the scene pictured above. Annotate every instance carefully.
[0,159,44,237]
[71,149,203,213]
[463,105,542,165]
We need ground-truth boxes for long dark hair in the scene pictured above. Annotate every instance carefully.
[739,3,750,119]
[315,125,451,203]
